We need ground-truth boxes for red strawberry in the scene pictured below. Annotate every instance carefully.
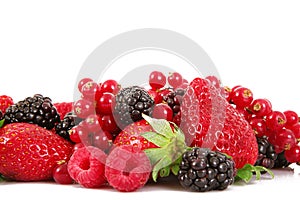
[0,123,73,181]
[114,120,158,150]
[180,77,258,169]
[54,102,73,120]
[0,95,14,114]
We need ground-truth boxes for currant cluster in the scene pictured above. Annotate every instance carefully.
[225,85,300,166]
[147,71,188,125]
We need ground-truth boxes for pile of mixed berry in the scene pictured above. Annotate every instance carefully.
[0,71,299,192]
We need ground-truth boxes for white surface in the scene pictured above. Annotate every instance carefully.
[1,0,300,198]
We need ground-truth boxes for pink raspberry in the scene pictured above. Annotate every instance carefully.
[67,146,107,188]
[105,145,152,192]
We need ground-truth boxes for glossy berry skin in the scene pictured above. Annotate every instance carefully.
[81,81,101,101]
[99,115,118,133]
[96,93,115,115]
[149,71,166,90]
[0,123,73,181]
[54,102,74,120]
[273,128,296,153]
[148,89,163,104]
[53,162,74,184]
[284,110,299,127]
[284,145,300,163]
[73,99,94,118]
[265,111,287,132]
[249,118,267,138]
[67,146,107,188]
[230,87,253,108]
[105,145,151,192]
[0,95,14,114]
[78,78,93,93]
[152,103,173,121]
[168,72,183,88]
[249,99,272,118]
[290,123,300,142]
[100,79,120,95]
[69,124,85,143]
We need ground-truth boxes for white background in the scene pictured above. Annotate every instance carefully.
[1,0,300,199]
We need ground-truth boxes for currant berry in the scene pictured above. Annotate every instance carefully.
[148,89,163,104]
[290,123,300,142]
[84,114,101,132]
[96,93,116,115]
[100,79,120,94]
[78,78,93,93]
[149,71,166,90]
[249,118,267,138]
[81,81,101,101]
[230,86,253,108]
[250,99,272,117]
[168,72,183,88]
[53,161,73,184]
[73,143,85,151]
[284,110,299,127]
[69,124,86,143]
[265,111,286,132]
[152,103,173,121]
[273,128,296,152]
[206,75,221,88]
[92,130,113,152]
[99,114,118,133]
[73,99,94,118]
[284,145,300,163]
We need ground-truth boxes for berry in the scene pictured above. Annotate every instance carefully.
[114,120,158,150]
[4,94,60,130]
[178,147,235,192]
[290,123,300,142]
[78,78,93,93]
[162,88,185,116]
[180,77,258,169]
[73,99,94,118]
[284,145,300,163]
[99,114,118,133]
[152,103,173,121]
[273,128,296,152]
[69,124,85,143]
[114,86,154,127]
[249,99,272,117]
[55,113,80,141]
[149,71,166,90]
[168,72,183,88]
[255,137,277,169]
[148,89,163,104]
[230,86,253,108]
[67,146,107,188]
[81,81,101,101]
[206,75,221,89]
[96,93,115,115]
[100,79,120,94]
[105,145,151,192]
[0,123,73,181]
[249,118,267,138]
[54,102,74,120]
[0,95,14,114]
[53,161,74,184]
[265,111,287,132]
[274,151,290,168]
[284,110,299,127]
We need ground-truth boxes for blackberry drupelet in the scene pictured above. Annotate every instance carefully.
[4,94,60,130]
[162,88,185,116]
[274,151,290,168]
[114,86,154,126]
[255,137,277,169]
[55,112,82,141]
[178,147,235,192]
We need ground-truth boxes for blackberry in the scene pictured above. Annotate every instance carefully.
[178,147,235,192]
[162,88,185,116]
[274,151,290,168]
[55,112,82,141]
[114,86,154,126]
[255,137,277,169]
[4,94,60,130]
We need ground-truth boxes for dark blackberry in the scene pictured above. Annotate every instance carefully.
[4,94,60,130]
[0,111,3,120]
[55,112,82,141]
[114,86,154,126]
[255,137,277,169]
[178,147,235,192]
[274,151,290,168]
[162,88,185,116]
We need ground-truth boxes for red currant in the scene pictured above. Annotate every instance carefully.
[173,112,181,126]
[92,130,113,152]
[73,143,85,151]
[248,118,267,138]
[81,81,101,101]
[152,103,173,121]
[100,79,120,94]
[284,110,299,127]
[149,71,166,90]
[96,93,116,115]
[73,99,94,118]
[69,125,84,143]
[99,114,118,133]
[290,123,300,142]
[148,89,162,104]
[78,78,93,93]
[168,72,183,88]
[284,145,300,163]
[265,111,286,132]
[249,99,272,117]
[84,114,101,132]
[273,128,296,152]
[230,86,253,108]
[53,161,73,184]
[206,75,221,88]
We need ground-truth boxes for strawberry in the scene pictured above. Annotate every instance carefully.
[180,77,258,169]
[0,95,14,115]
[54,102,74,120]
[0,123,73,181]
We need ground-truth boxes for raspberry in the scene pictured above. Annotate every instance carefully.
[54,102,74,120]
[0,95,14,115]
[67,146,107,188]
[105,145,151,192]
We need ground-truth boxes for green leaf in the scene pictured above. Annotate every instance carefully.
[235,164,274,183]
[255,166,274,179]
[152,155,173,182]
[171,164,180,176]
[142,114,173,139]
[144,147,167,165]
[141,131,169,147]
[0,119,5,128]
[159,166,170,178]
[0,174,5,182]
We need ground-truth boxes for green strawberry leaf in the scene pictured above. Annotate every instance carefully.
[0,119,5,128]
[0,174,5,182]
[141,131,169,147]
[235,164,274,183]
[142,114,173,139]
[144,147,168,165]
[152,155,173,181]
